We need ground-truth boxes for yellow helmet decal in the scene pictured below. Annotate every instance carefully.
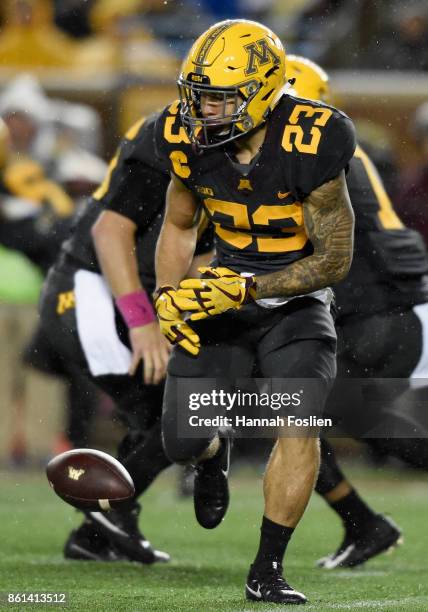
[192,22,235,75]
[244,39,281,76]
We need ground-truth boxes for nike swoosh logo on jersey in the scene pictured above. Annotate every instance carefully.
[277,191,291,199]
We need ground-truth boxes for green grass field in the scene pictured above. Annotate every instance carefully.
[0,464,427,611]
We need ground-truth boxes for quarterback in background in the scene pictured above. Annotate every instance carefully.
[154,20,356,605]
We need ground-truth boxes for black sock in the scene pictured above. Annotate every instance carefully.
[330,490,377,535]
[253,516,294,569]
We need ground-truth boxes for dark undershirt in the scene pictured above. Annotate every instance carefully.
[225,149,262,176]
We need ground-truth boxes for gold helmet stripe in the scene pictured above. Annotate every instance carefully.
[194,21,235,75]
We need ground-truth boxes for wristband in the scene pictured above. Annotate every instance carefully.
[115,289,156,329]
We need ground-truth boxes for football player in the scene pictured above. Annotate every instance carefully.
[287,55,428,568]
[27,112,213,563]
[154,20,356,605]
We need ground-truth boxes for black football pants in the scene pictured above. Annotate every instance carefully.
[316,308,428,495]
[162,298,337,463]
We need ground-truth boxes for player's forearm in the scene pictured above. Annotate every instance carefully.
[187,250,214,278]
[155,219,197,288]
[92,211,141,297]
[255,249,352,299]
[256,173,354,299]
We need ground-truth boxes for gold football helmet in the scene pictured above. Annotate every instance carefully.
[285,54,331,103]
[178,19,286,148]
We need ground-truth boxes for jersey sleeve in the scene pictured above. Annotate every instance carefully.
[301,112,356,197]
[347,146,428,278]
[317,113,356,184]
[103,161,169,229]
[347,145,403,231]
[94,112,169,230]
[153,102,194,187]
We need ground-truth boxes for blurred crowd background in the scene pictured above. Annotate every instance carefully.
[0,0,427,467]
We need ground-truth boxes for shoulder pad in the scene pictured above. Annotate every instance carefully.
[153,101,200,181]
[275,95,356,199]
[120,111,166,171]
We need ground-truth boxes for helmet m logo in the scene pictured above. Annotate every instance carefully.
[244,38,280,76]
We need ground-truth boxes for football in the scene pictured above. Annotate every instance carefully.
[46,449,135,511]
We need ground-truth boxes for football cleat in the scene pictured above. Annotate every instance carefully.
[87,502,170,564]
[193,429,232,529]
[64,520,125,562]
[317,514,403,569]
[246,562,307,605]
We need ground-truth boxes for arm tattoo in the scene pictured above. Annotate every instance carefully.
[256,171,354,299]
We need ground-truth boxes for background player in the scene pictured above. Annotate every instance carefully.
[28,112,213,563]
[154,19,355,605]
[287,55,428,568]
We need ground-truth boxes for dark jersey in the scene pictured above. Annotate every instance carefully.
[60,113,213,296]
[335,145,428,318]
[154,95,356,274]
